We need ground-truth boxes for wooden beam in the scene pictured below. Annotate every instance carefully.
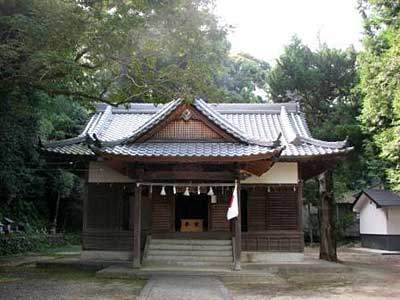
[241,159,275,177]
[141,170,236,182]
[133,183,142,268]
[100,152,279,164]
[234,178,242,271]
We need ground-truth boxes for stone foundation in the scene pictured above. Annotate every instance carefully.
[241,251,304,263]
[81,250,131,261]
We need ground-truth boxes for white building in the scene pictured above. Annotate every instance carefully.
[353,189,400,251]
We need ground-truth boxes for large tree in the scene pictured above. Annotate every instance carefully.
[358,0,400,191]
[0,0,231,229]
[267,37,367,195]
[1,0,230,105]
[266,37,368,261]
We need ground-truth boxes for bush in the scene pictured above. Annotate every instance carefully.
[0,233,80,256]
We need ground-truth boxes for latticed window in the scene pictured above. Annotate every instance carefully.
[151,120,224,141]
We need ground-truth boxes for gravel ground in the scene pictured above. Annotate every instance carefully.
[1,247,400,300]
[225,247,400,300]
[0,265,145,300]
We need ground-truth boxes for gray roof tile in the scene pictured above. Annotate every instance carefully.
[44,100,352,159]
[101,143,277,157]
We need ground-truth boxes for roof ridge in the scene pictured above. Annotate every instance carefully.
[279,105,298,144]
[212,102,299,114]
[89,105,113,136]
[298,136,349,149]
[79,113,101,137]
[279,105,348,149]
[43,136,86,147]
[100,99,183,147]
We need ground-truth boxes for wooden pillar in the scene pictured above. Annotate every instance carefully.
[298,164,304,251]
[234,178,242,271]
[82,167,89,233]
[318,170,337,262]
[82,181,89,232]
[298,178,304,251]
[133,183,142,268]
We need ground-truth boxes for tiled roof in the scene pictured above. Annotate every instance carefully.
[44,100,352,160]
[46,143,94,156]
[360,189,400,207]
[101,143,278,158]
[218,105,349,157]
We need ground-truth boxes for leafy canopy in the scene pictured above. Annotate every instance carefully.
[216,53,270,103]
[1,0,230,105]
[358,0,400,190]
[267,37,368,196]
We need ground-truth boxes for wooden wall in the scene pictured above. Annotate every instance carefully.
[266,186,298,231]
[83,183,134,251]
[151,187,174,233]
[82,182,303,253]
[241,231,303,252]
[242,185,303,252]
[209,189,231,232]
[246,188,267,231]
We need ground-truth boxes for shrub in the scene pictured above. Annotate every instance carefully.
[0,233,80,256]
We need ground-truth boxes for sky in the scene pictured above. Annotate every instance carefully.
[215,0,364,63]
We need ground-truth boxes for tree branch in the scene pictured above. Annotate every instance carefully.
[31,83,119,106]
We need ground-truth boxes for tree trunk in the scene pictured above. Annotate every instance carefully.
[318,171,337,262]
[51,192,60,235]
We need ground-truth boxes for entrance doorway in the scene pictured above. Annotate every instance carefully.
[175,193,208,232]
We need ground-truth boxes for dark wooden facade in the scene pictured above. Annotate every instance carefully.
[82,180,303,254]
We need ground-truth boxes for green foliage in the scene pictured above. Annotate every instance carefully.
[1,0,230,104]
[216,53,270,102]
[0,233,80,256]
[358,0,400,190]
[336,212,357,242]
[39,94,88,141]
[268,36,359,132]
[0,89,43,207]
[267,37,370,197]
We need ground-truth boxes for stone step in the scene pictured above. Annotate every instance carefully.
[144,238,234,267]
[147,250,232,257]
[148,244,232,251]
[143,260,233,267]
[146,255,233,263]
[150,239,232,246]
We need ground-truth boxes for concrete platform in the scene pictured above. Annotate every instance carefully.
[36,257,126,271]
[351,247,400,255]
[96,259,348,280]
[36,256,349,279]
